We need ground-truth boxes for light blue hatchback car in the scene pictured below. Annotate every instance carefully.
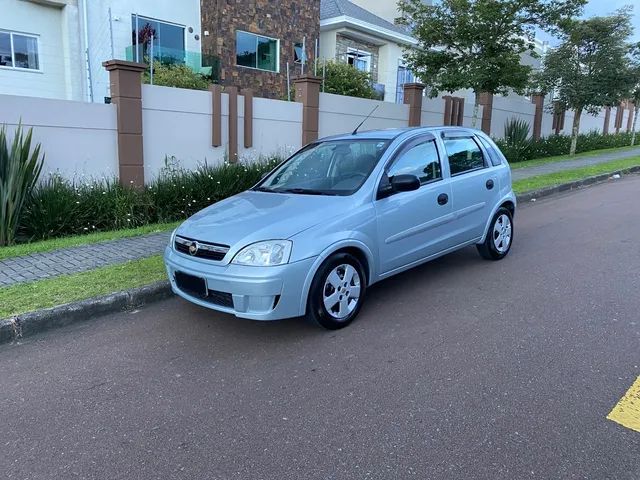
[164,126,515,329]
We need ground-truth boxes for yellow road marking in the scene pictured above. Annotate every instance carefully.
[607,375,640,433]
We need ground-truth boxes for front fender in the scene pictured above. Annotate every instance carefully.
[297,238,376,316]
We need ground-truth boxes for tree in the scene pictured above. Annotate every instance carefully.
[321,61,377,100]
[534,11,636,155]
[397,0,585,126]
[630,45,640,146]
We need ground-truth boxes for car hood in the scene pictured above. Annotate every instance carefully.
[176,191,349,247]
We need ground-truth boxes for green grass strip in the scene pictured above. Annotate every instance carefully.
[510,145,640,170]
[0,255,167,318]
[0,221,180,260]
[513,156,640,194]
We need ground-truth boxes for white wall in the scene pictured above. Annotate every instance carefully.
[491,95,536,138]
[0,0,81,100]
[0,93,118,178]
[421,96,483,129]
[319,30,337,60]
[350,0,401,24]
[86,0,202,103]
[377,42,404,103]
[318,92,409,137]
[142,84,302,181]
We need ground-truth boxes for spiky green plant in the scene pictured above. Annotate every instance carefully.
[0,124,45,246]
[503,117,532,163]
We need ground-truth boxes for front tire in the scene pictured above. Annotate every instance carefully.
[477,207,513,260]
[307,253,367,330]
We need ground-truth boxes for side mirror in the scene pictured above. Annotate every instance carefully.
[391,174,420,192]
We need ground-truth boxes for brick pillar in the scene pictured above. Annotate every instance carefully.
[614,103,624,133]
[242,89,253,148]
[227,86,238,163]
[403,83,425,127]
[455,98,464,126]
[603,106,611,134]
[103,60,146,186]
[293,75,322,145]
[210,84,222,147]
[531,94,544,140]
[477,92,493,135]
[442,95,453,126]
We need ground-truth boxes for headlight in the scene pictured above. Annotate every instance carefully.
[169,228,178,247]
[231,240,292,266]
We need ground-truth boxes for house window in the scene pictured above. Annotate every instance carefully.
[0,31,39,70]
[346,48,371,72]
[396,65,415,103]
[236,31,279,72]
[294,42,306,64]
[131,15,185,64]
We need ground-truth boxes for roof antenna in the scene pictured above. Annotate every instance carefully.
[352,105,379,135]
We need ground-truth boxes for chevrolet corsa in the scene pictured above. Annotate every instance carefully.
[164,127,516,329]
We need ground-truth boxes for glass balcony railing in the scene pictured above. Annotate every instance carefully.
[124,45,220,82]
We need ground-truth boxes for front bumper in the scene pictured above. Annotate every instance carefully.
[164,247,317,321]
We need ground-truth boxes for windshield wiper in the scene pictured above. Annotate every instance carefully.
[278,188,336,196]
[253,186,278,193]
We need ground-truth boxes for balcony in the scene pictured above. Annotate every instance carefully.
[125,46,220,83]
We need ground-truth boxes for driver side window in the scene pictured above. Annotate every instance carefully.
[388,140,442,184]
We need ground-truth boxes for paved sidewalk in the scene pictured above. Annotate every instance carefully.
[1,146,639,288]
[0,232,170,287]
[511,146,640,181]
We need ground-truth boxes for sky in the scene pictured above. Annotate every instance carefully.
[537,0,640,45]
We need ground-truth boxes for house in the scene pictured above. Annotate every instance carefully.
[1,0,85,101]
[319,0,418,103]
[200,0,320,99]
[0,0,202,102]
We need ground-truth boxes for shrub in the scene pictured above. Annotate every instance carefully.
[0,124,45,246]
[494,131,633,163]
[502,118,531,163]
[320,61,377,99]
[18,156,282,243]
[144,62,210,90]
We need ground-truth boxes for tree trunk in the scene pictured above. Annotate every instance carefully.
[569,106,582,156]
[632,105,639,147]
[471,91,480,128]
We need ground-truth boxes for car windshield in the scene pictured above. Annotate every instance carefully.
[256,139,391,196]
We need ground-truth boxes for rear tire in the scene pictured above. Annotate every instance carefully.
[307,253,367,330]
[477,207,513,260]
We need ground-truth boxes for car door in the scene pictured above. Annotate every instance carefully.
[375,135,455,275]
[440,131,501,244]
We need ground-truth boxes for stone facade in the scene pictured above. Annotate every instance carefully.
[335,34,379,83]
[200,0,320,99]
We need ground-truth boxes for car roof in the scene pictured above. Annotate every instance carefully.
[319,126,484,142]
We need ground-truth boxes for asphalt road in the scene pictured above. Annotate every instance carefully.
[2,176,640,480]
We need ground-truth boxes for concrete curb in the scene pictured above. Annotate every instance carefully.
[0,281,171,345]
[1,167,639,345]
[516,166,640,203]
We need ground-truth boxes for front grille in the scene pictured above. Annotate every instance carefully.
[174,235,230,261]
[205,290,234,308]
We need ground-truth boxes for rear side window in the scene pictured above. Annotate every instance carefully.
[443,137,486,175]
[388,140,442,184]
[476,135,504,166]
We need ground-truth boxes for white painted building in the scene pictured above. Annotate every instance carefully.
[0,0,202,102]
[319,0,417,104]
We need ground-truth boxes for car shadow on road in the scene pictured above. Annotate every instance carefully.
[169,245,489,344]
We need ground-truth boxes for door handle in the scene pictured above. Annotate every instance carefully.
[437,193,448,205]
[486,179,494,190]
